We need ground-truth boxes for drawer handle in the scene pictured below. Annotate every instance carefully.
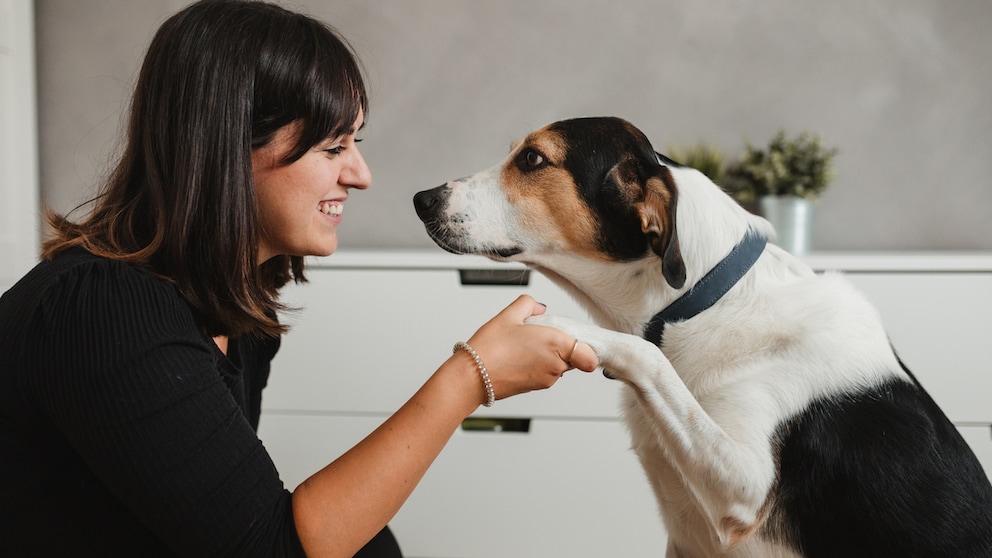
[460,417,531,433]
[459,269,530,286]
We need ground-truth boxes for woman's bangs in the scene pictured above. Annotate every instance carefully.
[287,26,367,163]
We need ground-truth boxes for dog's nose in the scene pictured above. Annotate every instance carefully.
[413,185,447,222]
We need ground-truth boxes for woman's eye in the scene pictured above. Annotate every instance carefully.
[525,150,545,167]
[324,138,361,157]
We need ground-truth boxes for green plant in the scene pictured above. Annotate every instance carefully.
[667,142,727,184]
[723,130,838,202]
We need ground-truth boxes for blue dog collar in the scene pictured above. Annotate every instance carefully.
[643,230,767,346]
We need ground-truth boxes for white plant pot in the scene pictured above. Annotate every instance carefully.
[759,195,813,255]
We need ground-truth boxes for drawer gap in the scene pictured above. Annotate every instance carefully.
[461,417,531,433]
[458,269,531,286]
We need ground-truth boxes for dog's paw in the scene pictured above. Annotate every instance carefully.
[525,314,602,343]
[525,314,615,354]
[526,314,663,383]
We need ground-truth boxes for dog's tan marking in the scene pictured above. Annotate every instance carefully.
[636,176,673,237]
[631,166,685,287]
[499,128,603,259]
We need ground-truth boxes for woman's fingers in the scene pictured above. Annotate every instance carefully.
[565,340,598,372]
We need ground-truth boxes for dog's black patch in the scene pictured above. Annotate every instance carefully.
[546,117,671,263]
[768,372,992,557]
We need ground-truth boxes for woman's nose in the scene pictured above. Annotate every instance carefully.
[341,147,371,190]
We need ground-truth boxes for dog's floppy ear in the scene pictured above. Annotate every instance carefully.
[637,167,686,289]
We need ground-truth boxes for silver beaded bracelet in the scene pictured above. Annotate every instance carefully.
[453,341,495,407]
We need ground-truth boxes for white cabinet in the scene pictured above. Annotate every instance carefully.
[259,250,992,558]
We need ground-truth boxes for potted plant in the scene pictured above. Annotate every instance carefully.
[723,130,838,254]
[667,141,727,184]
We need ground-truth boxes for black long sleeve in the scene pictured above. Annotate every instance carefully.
[0,248,306,557]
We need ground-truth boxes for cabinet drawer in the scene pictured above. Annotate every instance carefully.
[842,273,992,423]
[257,413,667,558]
[265,268,624,419]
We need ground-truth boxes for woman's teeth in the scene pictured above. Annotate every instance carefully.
[318,201,342,216]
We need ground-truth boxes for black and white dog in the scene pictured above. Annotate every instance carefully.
[414,117,992,557]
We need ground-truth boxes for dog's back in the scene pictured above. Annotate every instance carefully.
[768,362,992,556]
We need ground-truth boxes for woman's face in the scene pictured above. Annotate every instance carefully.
[252,110,370,263]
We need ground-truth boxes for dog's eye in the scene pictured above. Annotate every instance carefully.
[517,148,547,171]
[515,147,550,172]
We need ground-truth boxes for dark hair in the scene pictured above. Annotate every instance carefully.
[43,0,368,338]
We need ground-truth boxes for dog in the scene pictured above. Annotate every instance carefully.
[414,117,992,557]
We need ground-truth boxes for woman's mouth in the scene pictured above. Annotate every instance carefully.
[318,200,343,216]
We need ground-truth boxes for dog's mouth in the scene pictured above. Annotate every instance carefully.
[482,246,524,259]
[423,226,523,260]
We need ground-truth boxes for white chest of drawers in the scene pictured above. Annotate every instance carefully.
[258,250,992,558]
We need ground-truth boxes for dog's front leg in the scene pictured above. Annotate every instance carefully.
[529,315,776,551]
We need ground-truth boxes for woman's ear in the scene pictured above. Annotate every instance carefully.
[636,169,686,289]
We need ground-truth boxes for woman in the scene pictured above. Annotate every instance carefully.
[0,1,596,556]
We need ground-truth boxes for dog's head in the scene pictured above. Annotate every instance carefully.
[414,117,686,289]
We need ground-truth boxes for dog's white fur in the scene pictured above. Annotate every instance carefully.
[432,161,911,556]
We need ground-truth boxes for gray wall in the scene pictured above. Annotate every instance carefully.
[36,0,992,251]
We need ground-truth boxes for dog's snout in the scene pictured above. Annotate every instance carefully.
[413,185,448,222]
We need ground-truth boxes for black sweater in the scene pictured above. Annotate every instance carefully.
[0,248,305,556]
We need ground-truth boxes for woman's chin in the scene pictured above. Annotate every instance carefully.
[313,238,338,257]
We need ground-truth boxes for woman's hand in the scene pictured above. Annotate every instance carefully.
[461,295,599,403]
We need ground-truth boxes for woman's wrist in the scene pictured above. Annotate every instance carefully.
[442,348,494,412]
[452,341,495,407]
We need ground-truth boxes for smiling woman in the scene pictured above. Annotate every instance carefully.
[0,1,597,557]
